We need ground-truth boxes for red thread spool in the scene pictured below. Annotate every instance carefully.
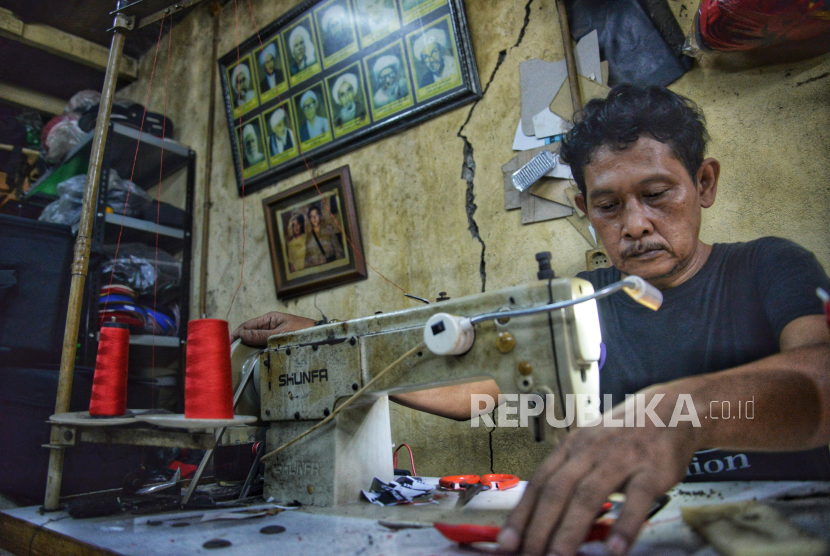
[185,319,234,419]
[89,322,130,416]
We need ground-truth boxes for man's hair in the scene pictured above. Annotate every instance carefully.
[560,85,709,198]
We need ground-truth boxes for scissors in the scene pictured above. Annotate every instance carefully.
[439,473,521,506]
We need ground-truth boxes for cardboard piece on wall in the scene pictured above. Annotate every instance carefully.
[512,120,548,151]
[566,212,597,247]
[601,60,609,86]
[550,74,611,122]
[520,59,568,136]
[503,157,521,211]
[521,190,573,224]
[575,30,602,84]
[529,178,571,206]
[532,109,571,139]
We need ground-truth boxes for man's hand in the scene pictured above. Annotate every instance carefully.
[230,311,315,347]
[499,390,699,556]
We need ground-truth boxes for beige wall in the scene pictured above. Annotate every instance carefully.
[122,0,830,478]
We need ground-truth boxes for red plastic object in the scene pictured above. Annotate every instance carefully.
[439,475,480,490]
[434,521,612,546]
[480,473,520,490]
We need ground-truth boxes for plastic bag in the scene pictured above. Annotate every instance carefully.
[684,0,830,55]
[107,169,152,217]
[43,114,87,163]
[100,243,181,296]
[38,196,83,226]
[66,90,102,114]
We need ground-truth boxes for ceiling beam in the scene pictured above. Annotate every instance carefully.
[0,9,138,81]
[0,81,66,115]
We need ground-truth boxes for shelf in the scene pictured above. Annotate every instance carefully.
[102,212,186,253]
[27,122,191,198]
[104,213,185,239]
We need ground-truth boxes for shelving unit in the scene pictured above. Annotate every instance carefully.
[29,122,195,371]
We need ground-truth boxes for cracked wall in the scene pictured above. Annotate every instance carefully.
[123,0,830,479]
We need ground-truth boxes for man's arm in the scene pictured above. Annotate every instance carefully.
[230,311,316,347]
[500,316,830,556]
[390,379,501,421]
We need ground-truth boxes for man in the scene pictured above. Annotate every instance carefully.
[288,26,316,75]
[231,86,830,555]
[240,123,264,166]
[321,5,352,57]
[298,90,329,142]
[413,28,456,87]
[268,108,295,156]
[372,55,408,108]
[331,73,365,127]
[230,64,256,107]
[357,0,398,37]
[304,205,345,267]
[258,43,284,92]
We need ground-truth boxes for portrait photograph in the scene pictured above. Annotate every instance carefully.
[314,0,359,69]
[400,0,445,25]
[236,115,269,178]
[283,15,323,87]
[226,55,259,117]
[364,40,413,121]
[254,36,289,103]
[407,15,463,102]
[326,63,370,137]
[293,83,333,151]
[355,0,400,49]
[263,166,366,299]
[263,101,300,166]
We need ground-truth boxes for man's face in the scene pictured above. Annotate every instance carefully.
[293,38,306,63]
[272,118,285,136]
[264,53,275,74]
[379,67,397,90]
[236,71,250,95]
[421,42,444,74]
[328,18,343,37]
[579,137,709,285]
[365,0,384,16]
[302,98,317,121]
[310,209,321,227]
[338,82,355,106]
[243,132,257,158]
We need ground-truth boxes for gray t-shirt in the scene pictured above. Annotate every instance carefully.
[579,237,830,404]
[578,237,830,481]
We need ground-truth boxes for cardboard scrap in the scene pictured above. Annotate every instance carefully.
[521,190,572,224]
[566,212,597,247]
[532,108,571,139]
[502,157,521,211]
[550,74,612,122]
[575,30,602,84]
[520,58,568,136]
[512,120,549,151]
[529,178,571,206]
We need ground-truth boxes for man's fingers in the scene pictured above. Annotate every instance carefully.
[512,456,593,556]
[240,328,273,347]
[546,467,625,556]
[606,476,661,556]
[499,447,569,551]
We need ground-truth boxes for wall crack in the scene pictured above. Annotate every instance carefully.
[457,0,534,292]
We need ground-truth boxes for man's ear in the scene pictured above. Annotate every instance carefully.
[697,158,719,208]
[574,192,588,216]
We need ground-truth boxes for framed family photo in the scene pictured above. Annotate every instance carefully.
[262,166,367,299]
[219,0,480,197]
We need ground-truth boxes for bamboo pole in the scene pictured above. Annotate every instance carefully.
[199,2,222,318]
[43,4,131,511]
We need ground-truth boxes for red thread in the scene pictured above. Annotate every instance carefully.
[185,319,234,419]
[393,443,417,476]
[89,325,130,416]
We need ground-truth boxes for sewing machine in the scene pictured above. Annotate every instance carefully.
[230,274,660,506]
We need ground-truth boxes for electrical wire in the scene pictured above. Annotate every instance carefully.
[393,443,417,476]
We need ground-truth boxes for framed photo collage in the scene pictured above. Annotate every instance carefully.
[219,0,481,196]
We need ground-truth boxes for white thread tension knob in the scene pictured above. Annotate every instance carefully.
[423,313,475,355]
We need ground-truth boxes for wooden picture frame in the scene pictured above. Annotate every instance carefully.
[220,0,481,197]
[262,165,367,299]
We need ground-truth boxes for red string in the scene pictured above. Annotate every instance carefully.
[89,325,130,416]
[393,443,417,476]
[224,0,407,315]
[102,15,168,315]
[185,319,234,418]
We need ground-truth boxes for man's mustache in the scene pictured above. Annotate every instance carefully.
[620,242,669,258]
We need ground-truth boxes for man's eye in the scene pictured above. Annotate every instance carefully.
[644,190,666,199]
[596,202,617,211]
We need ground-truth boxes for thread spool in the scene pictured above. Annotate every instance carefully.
[89,321,130,416]
[185,319,234,419]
